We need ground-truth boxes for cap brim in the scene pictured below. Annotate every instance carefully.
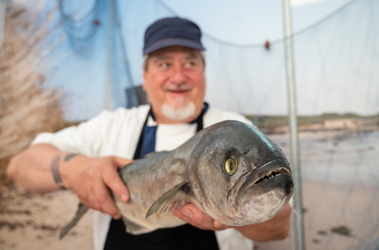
[144,38,205,55]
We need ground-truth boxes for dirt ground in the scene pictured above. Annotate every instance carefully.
[1,130,378,250]
[0,188,93,250]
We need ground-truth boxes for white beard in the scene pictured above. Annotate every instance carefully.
[161,102,196,121]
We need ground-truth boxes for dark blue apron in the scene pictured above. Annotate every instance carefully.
[104,104,218,250]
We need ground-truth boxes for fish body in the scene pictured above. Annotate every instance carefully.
[60,120,293,238]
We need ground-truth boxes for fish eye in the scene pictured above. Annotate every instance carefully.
[225,156,238,176]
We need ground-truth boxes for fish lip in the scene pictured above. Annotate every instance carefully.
[251,159,292,185]
[227,159,292,203]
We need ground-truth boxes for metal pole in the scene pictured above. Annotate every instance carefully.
[106,0,115,110]
[114,0,134,89]
[282,0,306,249]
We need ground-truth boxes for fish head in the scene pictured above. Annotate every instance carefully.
[187,120,293,226]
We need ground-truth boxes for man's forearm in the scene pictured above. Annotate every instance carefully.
[7,142,131,218]
[7,143,67,192]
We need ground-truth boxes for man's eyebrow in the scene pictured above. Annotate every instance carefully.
[186,53,201,60]
[151,52,200,62]
[152,55,170,62]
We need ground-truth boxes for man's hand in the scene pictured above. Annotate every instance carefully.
[7,143,133,220]
[61,155,132,219]
[172,204,231,231]
[235,203,292,242]
[172,203,292,242]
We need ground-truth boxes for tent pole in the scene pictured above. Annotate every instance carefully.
[282,1,306,249]
[106,0,115,110]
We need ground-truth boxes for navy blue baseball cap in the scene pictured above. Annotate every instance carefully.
[143,17,206,55]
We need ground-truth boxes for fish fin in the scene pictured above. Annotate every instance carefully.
[146,180,191,218]
[144,151,169,158]
[60,203,89,239]
[144,152,156,158]
[122,216,149,235]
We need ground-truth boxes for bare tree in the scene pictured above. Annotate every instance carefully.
[0,0,65,186]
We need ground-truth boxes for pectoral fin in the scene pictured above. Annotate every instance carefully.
[146,180,192,218]
[122,216,150,235]
[60,203,89,239]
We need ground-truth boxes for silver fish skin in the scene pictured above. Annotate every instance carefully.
[60,120,293,238]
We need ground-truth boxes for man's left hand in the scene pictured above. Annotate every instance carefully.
[172,204,231,231]
[172,203,292,242]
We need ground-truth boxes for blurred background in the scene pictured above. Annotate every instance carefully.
[0,0,378,249]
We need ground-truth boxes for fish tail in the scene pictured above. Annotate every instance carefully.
[60,203,89,239]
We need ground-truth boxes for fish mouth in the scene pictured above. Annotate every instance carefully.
[228,159,293,203]
[246,159,292,185]
[253,166,291,185]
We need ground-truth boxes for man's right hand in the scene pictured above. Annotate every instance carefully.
[7,143,132,219]
[61,155,132,219]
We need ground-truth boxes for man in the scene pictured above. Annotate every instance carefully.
[7,17,291,249]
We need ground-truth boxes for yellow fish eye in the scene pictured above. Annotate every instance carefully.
[225,157,238,175]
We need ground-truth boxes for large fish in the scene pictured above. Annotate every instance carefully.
[60,120,293,238]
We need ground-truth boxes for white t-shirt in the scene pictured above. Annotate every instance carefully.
[33,105,254,250]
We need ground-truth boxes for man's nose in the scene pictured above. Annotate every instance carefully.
[170,67,188,83]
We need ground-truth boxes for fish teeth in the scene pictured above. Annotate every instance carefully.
[255,168,289,184]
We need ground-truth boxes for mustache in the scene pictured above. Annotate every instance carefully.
[163,84,192,91]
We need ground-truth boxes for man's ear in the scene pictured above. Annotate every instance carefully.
[142,71,148,91]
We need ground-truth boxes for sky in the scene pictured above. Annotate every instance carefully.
[29,0,378,121]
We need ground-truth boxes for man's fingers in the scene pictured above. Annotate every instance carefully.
[213,220,230,231]
[172,204,230,231]
[114,157,133,169]
[91,179,121,219]
[112,157,132,201]
[68,156,131,218]
[101,195,122,219]
[102,159,130,202]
